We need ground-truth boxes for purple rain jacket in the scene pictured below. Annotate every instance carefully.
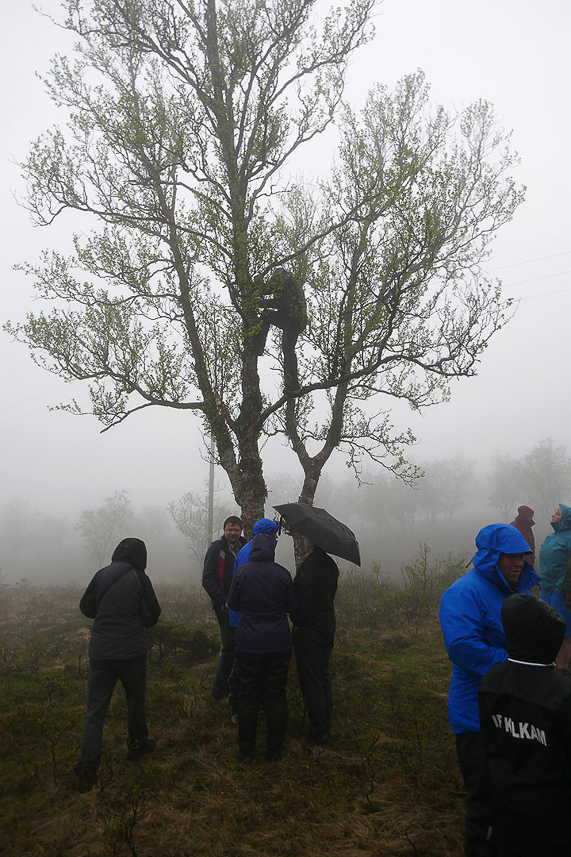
[227,533,298,654]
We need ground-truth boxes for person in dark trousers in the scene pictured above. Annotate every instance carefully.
[508,506,536,565]
[254,268,307,391]
[291,538,339,746]
[228,518,280,725]
[202,516,246,705]
[227,533,298,763]
[75,537,161,793]
[439,524,540,857]
[479,594,571,857]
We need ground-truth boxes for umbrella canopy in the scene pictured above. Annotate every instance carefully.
[273,502,361,566]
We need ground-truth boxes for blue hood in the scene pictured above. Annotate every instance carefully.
[252,518,280,536]
[472,524,533,575]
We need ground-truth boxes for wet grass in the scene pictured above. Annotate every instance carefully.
[0,574,465,857]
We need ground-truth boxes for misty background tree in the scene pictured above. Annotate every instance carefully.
[6,0,524,529]
[76,490,133,566]
[168,488,232,563]
[489,439,571,524]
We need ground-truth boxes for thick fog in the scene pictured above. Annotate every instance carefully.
[1,1,570,584]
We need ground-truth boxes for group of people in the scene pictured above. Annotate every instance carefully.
[72,500,571,855]
[73,514,339,790]
[440,504,571,857]
[202,515,339,763]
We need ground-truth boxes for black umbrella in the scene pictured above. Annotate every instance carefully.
[273,502,361,566]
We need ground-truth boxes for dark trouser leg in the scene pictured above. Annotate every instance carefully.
[294,626,333,741]
[263,650,291,753]
[78,659,117,771]
[455,731,497,857]
[252,315,272,356]
[212,609,236,699]
[228,654,240,715]
[116,654,148,749]
[281,324,301,391]
[236,652,264,755]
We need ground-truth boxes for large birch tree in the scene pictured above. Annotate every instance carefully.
[6,0,523,528]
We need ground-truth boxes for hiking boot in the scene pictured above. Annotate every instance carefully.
[74,764,97,793]
[309,730,330,747]
[128,737,156,762]
[261,746,282,762]
[236,748,254,765]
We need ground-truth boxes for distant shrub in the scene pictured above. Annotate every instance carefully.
[400,545,465,632]
[337,545,465,632]
[336,563,401,630]
[154,583,211,625]
[146,620,218,665]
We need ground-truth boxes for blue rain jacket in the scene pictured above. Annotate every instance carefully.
[229,518,280,628]
[439,524,540,733]
[539,503,571,595]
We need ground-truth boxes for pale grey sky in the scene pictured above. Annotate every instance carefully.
[1,0,570,517]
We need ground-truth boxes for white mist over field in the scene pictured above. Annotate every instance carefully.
[0,1,569,584]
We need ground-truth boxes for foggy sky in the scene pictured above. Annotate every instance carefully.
[1,0,570,521]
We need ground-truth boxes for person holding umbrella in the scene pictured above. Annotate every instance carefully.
[274,503,359,747]
[291,537,339,746]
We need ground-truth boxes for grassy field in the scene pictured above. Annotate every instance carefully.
[0,555,466,857]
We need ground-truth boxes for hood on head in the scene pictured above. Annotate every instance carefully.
[472,524,532,578]
[517,505,534,522]
[252,518,279,536]
[249,533,277,563]
[111,538,147,570]
[553,503,571,532]
[502,593,565,664]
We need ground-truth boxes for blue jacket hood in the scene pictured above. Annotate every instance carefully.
[252,518,280,536]
[472,524,533,581]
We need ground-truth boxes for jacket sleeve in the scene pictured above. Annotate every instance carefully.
[556,695,571,757]
[79,573,100,619]
[286,578,299,615]
[227,571,241,612]
[202,541,226,610]
[138,572,162,628]
[546,542,571,591]
[439,586,508,678]
[290,556,315,626]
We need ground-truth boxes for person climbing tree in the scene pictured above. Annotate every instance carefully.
[255,268,307,391]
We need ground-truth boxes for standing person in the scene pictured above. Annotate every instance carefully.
[291,539,339,746]
[439,524,539,857]
[227,533,298,763]
[478,593,571,857]
[508,505,536,565]
[202,516,246,703]
[227,517,280,724]
[75,538,161,793]
[229,517,281,629]
[539,504,571,670]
